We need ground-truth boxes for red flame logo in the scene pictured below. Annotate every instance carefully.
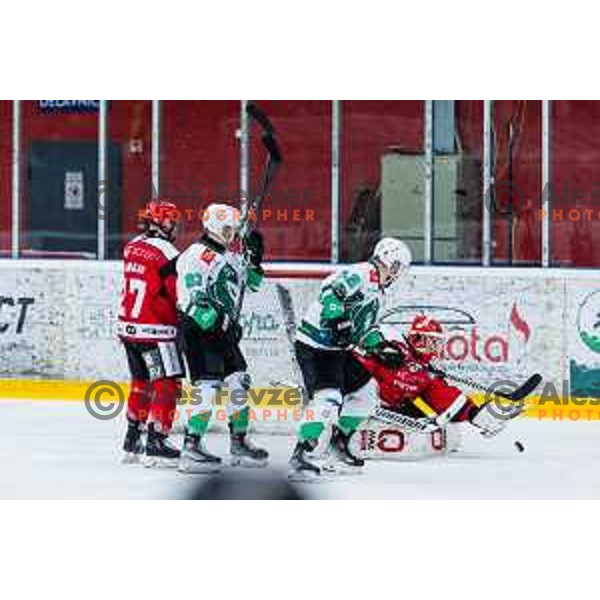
[510,303,531,342]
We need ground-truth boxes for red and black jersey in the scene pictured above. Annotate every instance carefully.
[118,235,179,342]
[355,342,468,418]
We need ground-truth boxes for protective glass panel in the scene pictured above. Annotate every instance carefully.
[340,100,424,263]
[248,100,331,261]
[106,101,152,259]
[20,101,103,259]
[0,101,10,255]
[490,100,542,265]
[551,101,600,267]
[433,100,484,264]
[161,101,240,251]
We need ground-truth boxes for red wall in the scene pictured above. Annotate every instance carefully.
[492,100,542,265]
[1,100,599,266]
[0,101,11,253]
[248,100,331,260]
[2,100,332,260]
[341,100,423,259]
[552,100,600,267]
[161,101,240,250]
[18,100,152,257]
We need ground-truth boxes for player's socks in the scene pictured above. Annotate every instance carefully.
[122,417,145,464]
[178,429,222,474]
[144,422,180,468]
[151,378,181,431]
[126,380,152,422]
[228,409,268,467]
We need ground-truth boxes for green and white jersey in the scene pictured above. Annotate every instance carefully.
[297,262,385,351]
[177,236,258,330]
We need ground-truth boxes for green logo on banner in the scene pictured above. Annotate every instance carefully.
[578,290,600,354]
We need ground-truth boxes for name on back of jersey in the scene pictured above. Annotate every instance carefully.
[125,262,146,275]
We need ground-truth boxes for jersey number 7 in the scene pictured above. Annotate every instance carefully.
[119,278,147,319]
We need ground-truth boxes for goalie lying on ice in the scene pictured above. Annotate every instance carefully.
[352,314,523,458]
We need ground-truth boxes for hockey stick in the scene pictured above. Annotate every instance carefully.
[273,283,308,404]
[238,102,283,237]
[401,334,541,402]
[372,406,439,433]
[235,103,283,320]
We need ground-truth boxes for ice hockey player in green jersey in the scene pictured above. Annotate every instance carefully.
[289,237,412,480]
[176,203,268,473]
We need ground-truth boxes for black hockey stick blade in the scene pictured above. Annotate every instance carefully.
[246,102,283,163]
[505,373,542,401]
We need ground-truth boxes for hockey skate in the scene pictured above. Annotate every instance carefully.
[229,426,269,467]
[322,425,365,475]
[122,418,145,464]
[288,439,322,482]
[144,423,180,468]
[178,430,222,474]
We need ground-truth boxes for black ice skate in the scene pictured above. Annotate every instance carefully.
[229,427,269,468]
[122,418,145,464]
[323,425,365,475]
[144,423,180,468]
[178,430,222,474]
[288,439,321,481]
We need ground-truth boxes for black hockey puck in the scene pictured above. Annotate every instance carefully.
[514,441,525,453]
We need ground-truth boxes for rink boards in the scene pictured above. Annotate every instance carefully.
[1,260,600,419]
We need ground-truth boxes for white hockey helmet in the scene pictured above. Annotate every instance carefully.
[371,237,412,287]
[203,203,241,245]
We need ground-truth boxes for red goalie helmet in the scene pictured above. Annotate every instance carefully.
[407,314,444,361]
[141,199,179,241]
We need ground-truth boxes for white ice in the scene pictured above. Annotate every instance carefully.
[1,400,599,499]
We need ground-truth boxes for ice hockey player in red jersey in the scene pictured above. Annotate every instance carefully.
[118,199,183,466]
[355,315,514,438]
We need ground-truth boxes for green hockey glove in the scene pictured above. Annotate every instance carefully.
[247,265,264,291]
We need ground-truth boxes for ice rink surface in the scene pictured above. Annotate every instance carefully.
[2,400,600,499]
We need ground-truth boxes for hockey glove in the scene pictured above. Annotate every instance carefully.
[244,230,264,267]
[373,342,406,370]
[247,264,264,291]
[361,328,385,353]
[329,317,353,348]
